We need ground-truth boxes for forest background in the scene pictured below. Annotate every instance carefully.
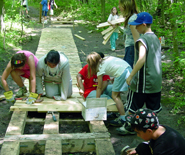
[0,0,184,124]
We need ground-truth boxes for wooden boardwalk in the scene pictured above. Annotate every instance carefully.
[0,26,117,155]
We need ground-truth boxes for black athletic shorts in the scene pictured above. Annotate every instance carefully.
[126,89,162,114]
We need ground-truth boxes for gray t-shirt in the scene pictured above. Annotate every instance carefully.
[124,14,137,47]
[130,32,162,93]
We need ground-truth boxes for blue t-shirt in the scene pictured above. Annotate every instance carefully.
[41,0,48,12]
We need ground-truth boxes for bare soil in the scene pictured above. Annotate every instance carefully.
[0,6,185,155]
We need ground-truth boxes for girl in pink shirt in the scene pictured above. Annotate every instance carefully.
[2,50,38,104]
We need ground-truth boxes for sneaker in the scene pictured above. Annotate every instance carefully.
[109,116,125,127]
[27,15,30,18]
[116,122,136,135]
[120,145,130,155]
[111,48,115,51]
[15,86,27,97]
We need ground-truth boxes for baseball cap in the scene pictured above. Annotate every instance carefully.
[126,108,159,129]
[129,12,153,25]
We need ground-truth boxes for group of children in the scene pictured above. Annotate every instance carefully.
[79,1,185,154]
[2,50,72,104]
[41,0,57,24]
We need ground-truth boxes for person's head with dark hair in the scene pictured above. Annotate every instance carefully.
[111,6,118,15]
[11,53,27,69]
[96,52,104,58]
[45,50,60,68]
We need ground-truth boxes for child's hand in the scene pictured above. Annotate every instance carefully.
[79,89,84,96]
[126,75,132,85]
[127,148,137,155]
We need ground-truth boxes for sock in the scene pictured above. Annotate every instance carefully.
[120,115,126,121]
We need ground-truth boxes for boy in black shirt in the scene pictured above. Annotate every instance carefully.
[121,108,185,155]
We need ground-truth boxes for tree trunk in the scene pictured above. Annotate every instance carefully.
[0,0,4,34]
[156,0,162,16]
[161,0,165,26]
[101,0,105,22]
[170,0,179,68]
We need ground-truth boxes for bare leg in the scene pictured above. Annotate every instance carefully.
[112,91,125,115]
[10,70,24,87]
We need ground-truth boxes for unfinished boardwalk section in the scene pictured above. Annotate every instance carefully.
[1,26,117,155]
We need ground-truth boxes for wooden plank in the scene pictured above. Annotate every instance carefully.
[101,26,113,35]
[26,118,85,124]
[5,111,27,135]
[10,99,118,112]
[45,140,62,155]
[88,121,108,133]
[10,106,38,111]
[18,139,94,154]
[74,34,85,41]
[0,141,20,155]
[37,104,83,112]
[43,113,60,134]
[103,28,116,40]
[95,139,115,155]
[4,133,110,141]
[19,141,45,154]
[102,35,111,45]
[97,18,125,28]
[43,111,61,154]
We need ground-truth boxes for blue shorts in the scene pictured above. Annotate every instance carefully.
[112,66,132,92]
[124,46,135,68]
[42,11,48,16]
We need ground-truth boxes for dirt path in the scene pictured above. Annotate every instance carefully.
[0,9,185,154]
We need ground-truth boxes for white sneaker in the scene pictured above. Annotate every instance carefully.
[44,20,47,24]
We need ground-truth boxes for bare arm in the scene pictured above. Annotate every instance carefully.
[1,61,12,91]
[96,75,103,98]
[54,1,57,8]
[28,55,36,93]
[130,25,140,43]
[76,73,85,99]
[126,41,146,85]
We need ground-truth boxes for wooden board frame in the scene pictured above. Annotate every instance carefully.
[1,111,116,155]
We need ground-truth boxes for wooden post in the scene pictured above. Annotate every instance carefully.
[39,3,42,23]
